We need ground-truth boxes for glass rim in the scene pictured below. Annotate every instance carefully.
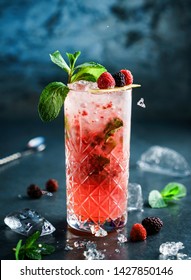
[68,84,141,95]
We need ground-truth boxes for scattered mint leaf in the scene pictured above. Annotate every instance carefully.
[39,243,56,255]
[148,182,187,208]
[25,230,40,249]
[161,182,187,201]
[50,50,70,73]
[38,82,69,122]
[26,248,42,260]
[13,231,55,260]
[148,190,167,208]
[15,239,23,260]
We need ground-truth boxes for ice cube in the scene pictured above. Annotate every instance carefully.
[41,190,53,197]
[81,240,105,260]
[83,244,105,260]
[83,249,105,260]
[128,183,144,211]
[4,208,55,236]
[115,249,120,253]
[85,241,97,250]
[137,146,191,177]
[64,244,73,251]
[117,233,127,243]
[137,98,146,108]
[90,224,108,237]
[176,253,188,260]
[74,240,86,249]
[159,241,184,256]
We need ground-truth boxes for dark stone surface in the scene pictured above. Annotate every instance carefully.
[0,119,191,260]
[0,0,191,121]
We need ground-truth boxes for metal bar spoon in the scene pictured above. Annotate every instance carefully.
[0,136,46,166]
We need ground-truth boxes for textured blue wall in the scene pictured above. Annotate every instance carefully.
[0,0,191,121]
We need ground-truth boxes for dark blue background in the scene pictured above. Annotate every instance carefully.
[0,0,191,122]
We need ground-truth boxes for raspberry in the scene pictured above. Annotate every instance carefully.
[27,184,42,199]
[120,69,133,85]
[46,179,59,192]
[130,223,147,242]
[97,72,115,89]
[142,217,163,235]
[112,72,126,87]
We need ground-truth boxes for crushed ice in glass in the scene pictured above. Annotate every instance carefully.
[128,183,144,211]
[83,241,105,260]
[90,224,108,237]
[68,81,98,91]
[137,146,191,177]
[4,208,55,236]
[159,241,184,256]
[117,233,127,243]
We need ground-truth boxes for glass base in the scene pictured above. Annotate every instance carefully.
[67,213,127,233]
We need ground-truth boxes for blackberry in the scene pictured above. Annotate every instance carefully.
[142,217,163,235]
[27,184,42,199]
[112,72,126,87]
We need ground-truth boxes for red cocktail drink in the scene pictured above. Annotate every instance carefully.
[65,82,132,232]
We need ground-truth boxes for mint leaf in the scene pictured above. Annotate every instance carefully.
[25,231,41,249]
[26,249,42,260]
[72,72,97,82]
[38,82,69,122]
[15,239,23,260]
[90,154,110,174]
[148,190,167,208]
[75,61,106,70]
[66,51,81,71]
[71,62,106,82]
[104,117,123,140]
[13,231,55,260]
[39,243,55,255]
[50,50,70,73]
[148,182,187,208]
[161,182,187,201]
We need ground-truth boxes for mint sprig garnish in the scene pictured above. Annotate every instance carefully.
[148,182,187,208]
[13,231,55,260]
[38,51,106,122]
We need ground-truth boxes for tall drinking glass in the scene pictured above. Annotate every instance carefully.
[64,83,132,232]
